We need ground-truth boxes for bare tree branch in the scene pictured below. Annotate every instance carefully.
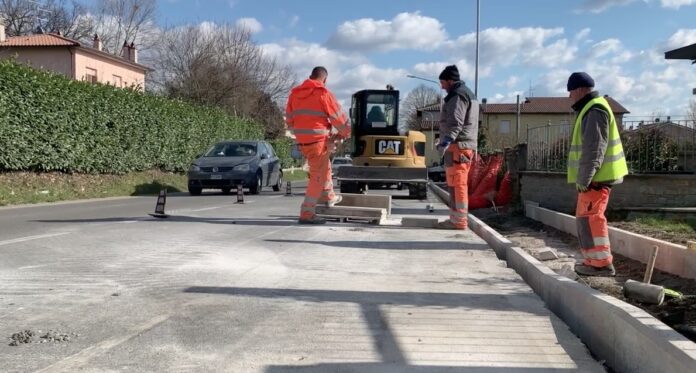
[92,0,157,54]
[401,84,441,129]
[150,22,297,139]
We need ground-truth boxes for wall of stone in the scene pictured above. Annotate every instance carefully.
[519,171,696,213]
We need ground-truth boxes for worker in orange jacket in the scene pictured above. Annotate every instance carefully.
[286,66,351,224]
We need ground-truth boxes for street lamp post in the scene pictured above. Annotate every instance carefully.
[406,74,444,167]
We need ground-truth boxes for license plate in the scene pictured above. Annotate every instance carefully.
[210,174,222,180]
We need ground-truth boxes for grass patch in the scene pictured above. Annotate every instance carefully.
[633,216,696,235]
[0,170,187,206]
[283,169,308,182]
[610,212,696,245]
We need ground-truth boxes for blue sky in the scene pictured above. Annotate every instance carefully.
[157,0,696,117]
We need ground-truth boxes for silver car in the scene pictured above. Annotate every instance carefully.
[187,141,283,195]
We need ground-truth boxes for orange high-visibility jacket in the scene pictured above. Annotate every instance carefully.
[285,79,350,144]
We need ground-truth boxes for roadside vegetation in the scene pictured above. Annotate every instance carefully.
[610,214,696,245]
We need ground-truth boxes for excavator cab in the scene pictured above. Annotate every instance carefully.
[337,88,428,199]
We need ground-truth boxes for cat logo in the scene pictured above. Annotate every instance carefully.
[376,140,403,155]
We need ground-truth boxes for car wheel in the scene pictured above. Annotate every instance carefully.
[188,186,202,196]
[249,172,262,195]
[221,187,232,194]
[272,171,283,192]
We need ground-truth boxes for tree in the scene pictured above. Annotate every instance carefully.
[0,0,92,38]
[91,0,158,54]
[150,22,296,139]
[689,99,696,122]
[401,84,441,130]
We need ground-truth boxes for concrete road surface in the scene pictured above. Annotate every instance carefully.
[0,185,604,372]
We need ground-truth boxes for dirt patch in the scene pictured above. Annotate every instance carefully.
[8,329,79,346]
[479,210,696,343]
[609,221,695,246]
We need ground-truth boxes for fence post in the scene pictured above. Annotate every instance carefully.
[545,120,551,171]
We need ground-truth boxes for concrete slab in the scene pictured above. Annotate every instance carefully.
[532,247,559,261]
[400,217,440,228]
[430,184,696,372]
[524,200,696,280]
[337,193,391,215]
[315,205,385,221]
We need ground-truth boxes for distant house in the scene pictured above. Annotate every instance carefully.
[0,30,150,89]
[624,120,696,142]
[416,96,629,163]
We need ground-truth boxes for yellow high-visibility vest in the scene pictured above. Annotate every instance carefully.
[567,96,628,183]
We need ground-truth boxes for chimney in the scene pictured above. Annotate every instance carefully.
[93,34,102,51]
[121,41,130,60]
[0,16,5,43]
[129,42,137,63]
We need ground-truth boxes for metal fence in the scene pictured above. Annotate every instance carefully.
[526,120,696,174]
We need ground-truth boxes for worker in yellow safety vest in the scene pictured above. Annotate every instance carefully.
[566,72,628,277]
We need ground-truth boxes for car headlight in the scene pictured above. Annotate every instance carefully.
[190,164,200,172]
[233,164,250,171]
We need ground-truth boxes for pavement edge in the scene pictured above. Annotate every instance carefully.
[429,183,696,373]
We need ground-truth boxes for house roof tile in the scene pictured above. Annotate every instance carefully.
[0,33,80,47]
[418,96,630,114]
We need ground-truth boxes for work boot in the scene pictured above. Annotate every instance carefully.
[435,220,466,230]
[575,264,616,277]
[326,194,343,207]
[298,216,326,225]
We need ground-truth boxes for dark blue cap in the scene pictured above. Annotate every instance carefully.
[567,72,595,91]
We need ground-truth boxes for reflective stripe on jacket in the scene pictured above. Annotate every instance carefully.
[285,79,350,143]
[567,96,628,184]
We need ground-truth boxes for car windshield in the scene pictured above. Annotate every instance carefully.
[333,158,351,165]
[204,143,257,157]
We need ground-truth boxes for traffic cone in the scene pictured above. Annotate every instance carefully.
[148,189,169,218]
[285,181,292,196]
[236,183,244,204]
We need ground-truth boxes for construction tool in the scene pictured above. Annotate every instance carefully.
[624,246,665,305]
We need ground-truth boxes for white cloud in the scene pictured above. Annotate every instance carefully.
[444,27,575,68]
[235,17,263,34]
[326,12,447,52]
[664,29,696,50]
[577,0,696,12]
[576,0,636,13]
[575,28,592,42]
[411,59,488,83]
[660,0,696,9]
[260,39,365,75]
[289,15,300,28]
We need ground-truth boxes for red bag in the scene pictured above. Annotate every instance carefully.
[494,171,512,206]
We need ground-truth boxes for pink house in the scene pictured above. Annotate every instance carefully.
[0,30,150,89]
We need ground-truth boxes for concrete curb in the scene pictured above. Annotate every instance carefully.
[524,200,696,280]
[429,183,696,373]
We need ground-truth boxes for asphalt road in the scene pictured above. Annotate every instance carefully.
[0,184,604,372]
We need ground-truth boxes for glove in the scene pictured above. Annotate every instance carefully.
[436,136,454,154]
[576,183,588,193]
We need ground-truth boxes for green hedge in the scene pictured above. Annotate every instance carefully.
[0,60,273,173]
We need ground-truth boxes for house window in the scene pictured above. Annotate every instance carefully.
[500,120,511,134]
[85,68,98,83]
[112,75,122,87]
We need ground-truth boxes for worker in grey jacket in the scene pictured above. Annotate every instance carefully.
[436,65,479,229]
[567,72,628,276]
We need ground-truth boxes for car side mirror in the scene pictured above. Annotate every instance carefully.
[196,154,202,158]
[260,153,268,160]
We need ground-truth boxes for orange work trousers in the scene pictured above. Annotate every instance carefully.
[576,185,613,267]
[444,145,474,229]
[299,140,336,219]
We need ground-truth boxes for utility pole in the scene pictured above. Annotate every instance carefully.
[475,0,480,98]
